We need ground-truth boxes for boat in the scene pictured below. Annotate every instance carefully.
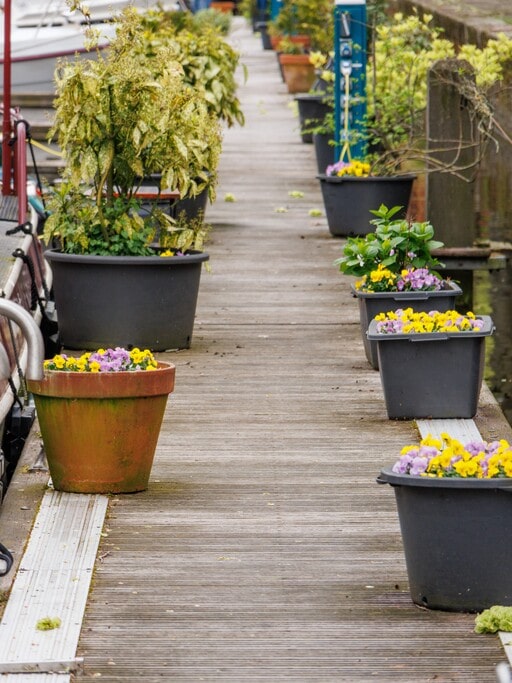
[0,103,54,500]
[0,0,187,92]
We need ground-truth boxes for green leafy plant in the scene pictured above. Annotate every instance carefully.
[134,8,245,127]
[159,211,211,255]
[334,204,444,286]
[44,7,223,256]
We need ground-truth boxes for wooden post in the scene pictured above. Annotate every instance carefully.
[426,59,477,248]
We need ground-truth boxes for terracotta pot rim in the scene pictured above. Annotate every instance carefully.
[278,53,312,65]
[27,361,176,399]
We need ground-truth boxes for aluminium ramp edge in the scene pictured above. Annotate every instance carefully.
[0,488,108,680]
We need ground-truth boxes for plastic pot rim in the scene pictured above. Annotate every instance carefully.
[377,466,512,490]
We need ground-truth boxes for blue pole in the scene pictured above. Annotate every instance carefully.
[333,0,367,161]
[270,0,282,21]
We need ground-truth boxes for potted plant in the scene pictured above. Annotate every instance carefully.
[268,0,334,94]
[27,347,176,494]
[318,159,416,236]
[43,7,223,351]
[277,39,316,95]
[334,204,462,369]
[377,432,512,611]
[315,12,512,231]
[127,6,245,219]
[368,308,494,418]
[267,0,333,55]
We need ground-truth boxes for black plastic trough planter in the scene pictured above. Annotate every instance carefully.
[377,466,512,611]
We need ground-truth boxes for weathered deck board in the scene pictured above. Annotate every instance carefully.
[76,18,507,682]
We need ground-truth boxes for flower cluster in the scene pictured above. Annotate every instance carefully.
[354,264,397,292]
[373,308,485,335]
[44,347,158,373]
[326,160,371,178]
[392,433,512,478]
[396,267,442,292]
[355,266,442,293]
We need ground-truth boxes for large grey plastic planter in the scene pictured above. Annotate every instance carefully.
[367,315,494,419]
[316,174,416,237]
[313,133,335,175]
[377,467,512,612]
[353,281,463,370]
[294,94,332,144]
[45,249,209,351]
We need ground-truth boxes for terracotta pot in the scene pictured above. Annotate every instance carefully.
[27,363,176,494]
[278,53,315,94]
[210,1,235,13]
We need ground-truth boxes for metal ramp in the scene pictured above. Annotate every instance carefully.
[0,489,108,681]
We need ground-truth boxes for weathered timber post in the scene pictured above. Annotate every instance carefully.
[426,59,477,248]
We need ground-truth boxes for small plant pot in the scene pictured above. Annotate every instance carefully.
[353,281,463,370]
[171,185,210,221]
[367,315,494,419]
[377,467,512,611]
[28,363,176,494]
[278,53,316,94]
[316,174,416,237]
[210,1,235,13]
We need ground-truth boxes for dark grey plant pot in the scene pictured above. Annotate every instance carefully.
[255,21,272,49]
[354,281,463,370]
[367,315,494,418]
[316,174,416,237]
[294,94,332,144]
[377,464,512,611]
[313,132,336,175]
[171,185,209,221]
[45,249,209,351]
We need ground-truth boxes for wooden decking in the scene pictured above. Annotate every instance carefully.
[3,16,512,682]
[72,19,511,681]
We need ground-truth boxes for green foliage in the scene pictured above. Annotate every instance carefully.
[134,8,245,127]
[191,8,231,35]
[44,182,156,256]
[46,7,223,256]
[159,211,211,254]
[366,12,512,174]
[475,606,512,634]
[311,11,512,175]
[334,204,444,278]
